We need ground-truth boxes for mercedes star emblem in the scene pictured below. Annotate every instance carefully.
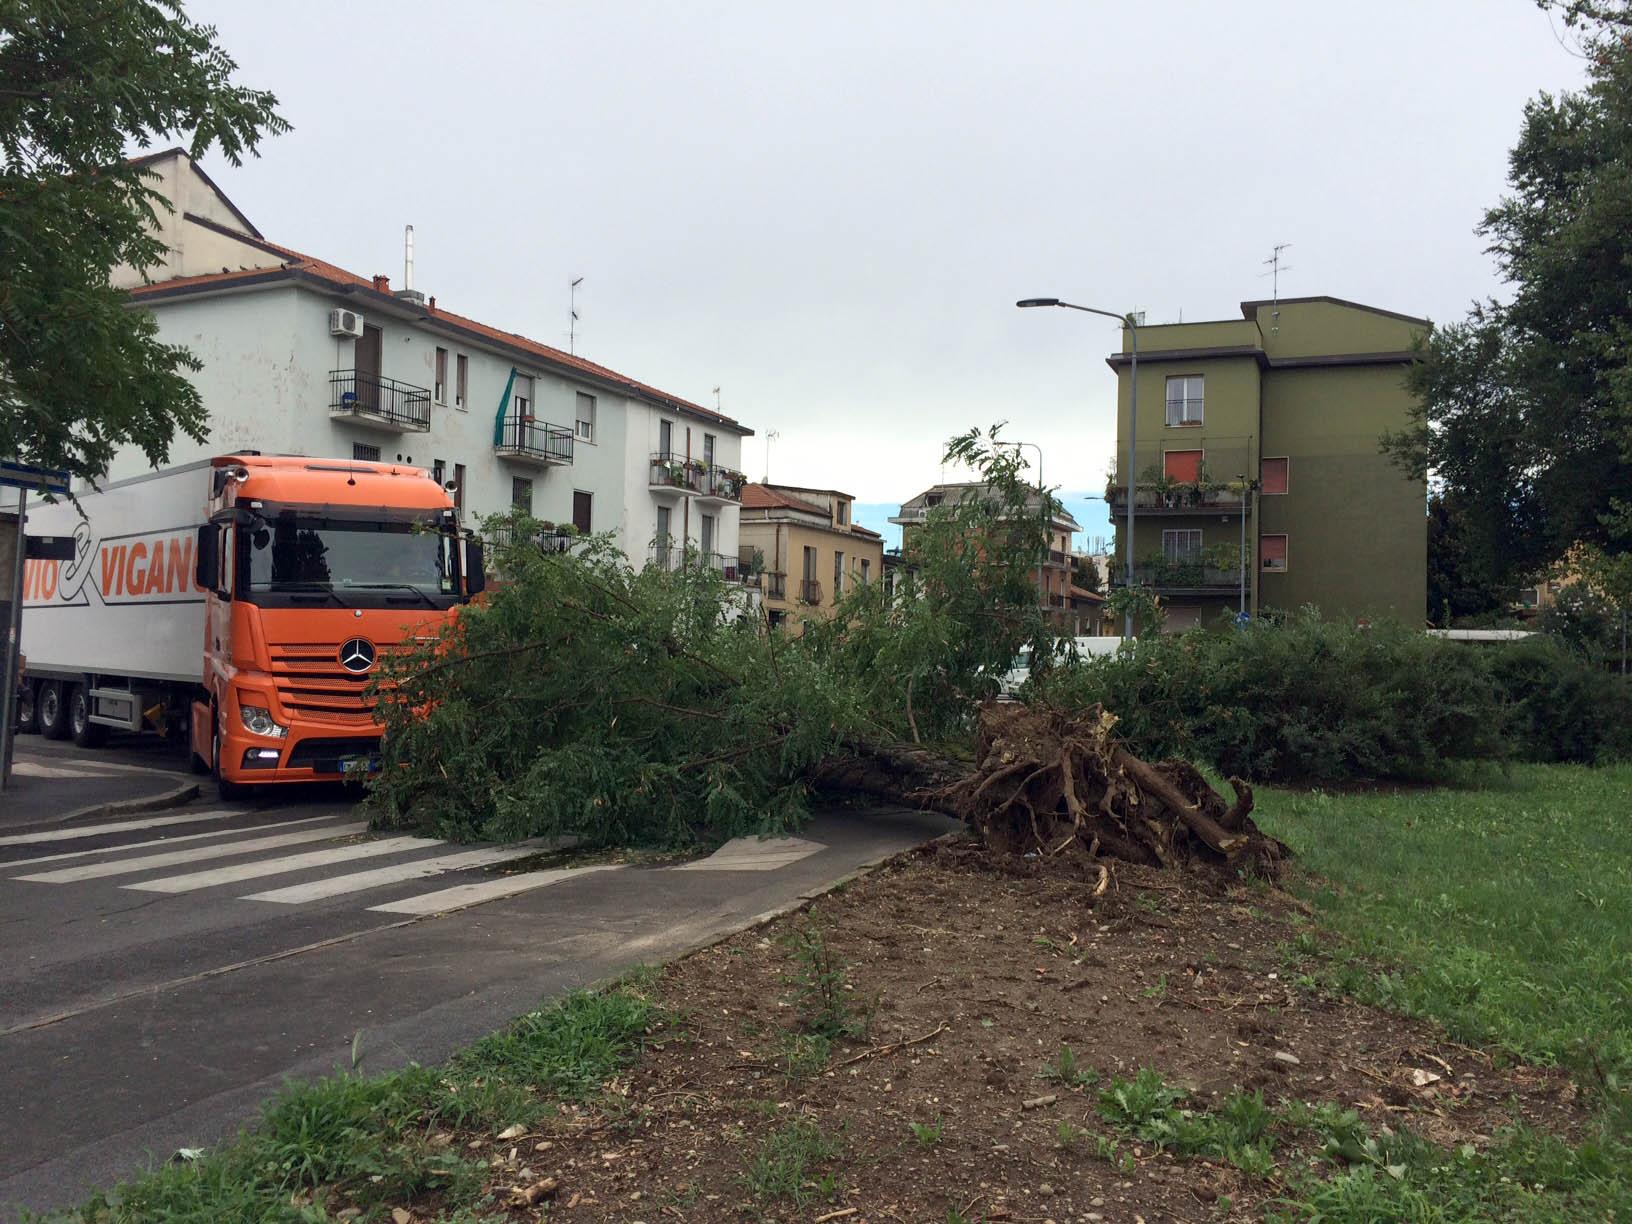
[338,637,377,673]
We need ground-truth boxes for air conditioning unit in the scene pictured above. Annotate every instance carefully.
[329,308,365,338]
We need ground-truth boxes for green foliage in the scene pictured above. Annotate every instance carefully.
[740,1118,845,1207]
[782,921,866,1040]
[908,1118,944,1147]
[1428,491,1512,626]
[368,425,1054,845]
[1383,6,1632,592]
[1038,1043,1099,1090]
[1097,1070,1277,1175]
[1485,636,1632,764]
[52,983,654,1221]
[1255,763,1632,1083]
[0,0,288,484]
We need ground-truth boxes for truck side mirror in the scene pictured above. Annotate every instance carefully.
[195,524,219,591]
[465,539,486,597]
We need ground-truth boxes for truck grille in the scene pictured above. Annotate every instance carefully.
[267,643,402,725]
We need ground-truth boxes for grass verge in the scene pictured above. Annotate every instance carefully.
[44,975,658,1223]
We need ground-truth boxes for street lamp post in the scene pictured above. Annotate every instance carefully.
[1017,298,1140,636]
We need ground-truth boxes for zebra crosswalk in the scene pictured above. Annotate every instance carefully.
[2,807,618,918]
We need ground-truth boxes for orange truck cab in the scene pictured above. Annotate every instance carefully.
[18,454,483,796]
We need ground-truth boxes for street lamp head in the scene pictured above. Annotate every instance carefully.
[1015,298,1060,308]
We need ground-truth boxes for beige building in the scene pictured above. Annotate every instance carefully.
[740,484,884,629]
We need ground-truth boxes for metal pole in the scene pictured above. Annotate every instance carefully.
[1238,475,1247,616]
[2,490,27,790]
[1125,321,1138,637]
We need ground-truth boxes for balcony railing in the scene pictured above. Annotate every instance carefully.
[487,525,578,553]
[798,578,823,605]
[1107,486,1248,514]
[495,417,574,465]
[764,572,787,601]
[1114,562,1242,591]
[648,546,746,581]
[699,464,747,502]
[649,452,703,493]
[329,370,431,431]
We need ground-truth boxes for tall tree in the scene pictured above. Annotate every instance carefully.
[1384,2,1632,587]
[1426,491,1511,625]
[0,0,287,485]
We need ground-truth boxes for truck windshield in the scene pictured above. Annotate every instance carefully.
[241,513,457,607]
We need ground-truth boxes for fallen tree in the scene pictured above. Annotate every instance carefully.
[366,426,1286,881]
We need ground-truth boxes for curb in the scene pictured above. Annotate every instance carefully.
[55,781,202,826]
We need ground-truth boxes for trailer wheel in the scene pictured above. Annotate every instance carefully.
[38,681,71,740]
[70,685,110,749]
[211,704,249,801]
[15,682,38,735]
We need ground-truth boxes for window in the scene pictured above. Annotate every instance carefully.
[658,419,674,458]
[655,505,671,551]
[700,512,715,556]
[352,442,381,462]
[860,558,870,584]
[1260,457,1289,495]
[455,354,468,409]
[803,546,817,580]
[1163,450,1203,482]
[453,463,466,514]
[1261,534,1288,572]
[513,374,534,419]
[576,392,596,442]
[926,493,943,508]
[511,477,533,516]
[1162,529,1202,563]
[833,550,844,596]
[702,432,715,468]
[431,458,446,489]
[572,490,592,534]
[1165,375,1204,426]
[434,347,448,405]
[837,501,850,526]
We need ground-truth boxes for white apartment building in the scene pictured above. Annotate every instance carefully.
[106,150,753,573]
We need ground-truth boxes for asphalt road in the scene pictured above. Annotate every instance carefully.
[0,736,953,1215]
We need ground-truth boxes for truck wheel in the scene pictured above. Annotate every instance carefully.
[211,707,250,801]
[70,686,110,748]
[15,682,38,734]
[38,681,71,740]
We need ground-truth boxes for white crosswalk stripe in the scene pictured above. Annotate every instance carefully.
[240,845,539,904]
[671,836,824,872]
[0,810,239,847]
[13,823,367,884]
[368,864,621,916]
[123,835,444,894]
[3,815,342,869]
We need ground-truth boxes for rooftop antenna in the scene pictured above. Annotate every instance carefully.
[763,429,779,482]
[569,276,584,354]
[403,225,414,292]
[1261,243,1292,334]
[713,385,722,413]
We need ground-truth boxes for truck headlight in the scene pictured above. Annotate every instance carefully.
[239,704,288,739]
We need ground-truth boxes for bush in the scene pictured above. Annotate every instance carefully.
[1035,610,1628,784]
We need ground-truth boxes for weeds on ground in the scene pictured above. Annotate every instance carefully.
[909,1118,944,1147]
[1039,1043,1099,1090]
[740,1117,845,1207]
[782,921,870,1039]
[1097,1069,1276,1175]
[53,980,658,1223]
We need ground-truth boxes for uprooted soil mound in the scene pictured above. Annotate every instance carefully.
[938,702,1288,879]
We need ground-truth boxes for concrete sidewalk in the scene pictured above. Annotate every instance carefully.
[3,735,199,828]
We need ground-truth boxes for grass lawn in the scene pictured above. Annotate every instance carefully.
[1254,763,1632,1084]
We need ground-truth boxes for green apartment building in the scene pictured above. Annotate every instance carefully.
[1107,296,1427,630]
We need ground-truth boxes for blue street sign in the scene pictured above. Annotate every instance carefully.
[0,460,71,496]
[1234,611,1252,627]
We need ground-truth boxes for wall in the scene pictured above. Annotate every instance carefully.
[741,512,883,624]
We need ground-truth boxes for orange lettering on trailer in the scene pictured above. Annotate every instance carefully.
[167,535,193,595]
[123,542,148,596]
[144,542,168,594]
[100,544,125,597]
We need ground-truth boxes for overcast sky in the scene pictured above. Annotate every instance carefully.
[189,1,1587,540]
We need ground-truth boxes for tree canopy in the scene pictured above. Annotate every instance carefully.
[1385,1,1632,589]
[0,0,287,484]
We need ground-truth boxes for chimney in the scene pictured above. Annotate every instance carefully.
[372,274,390,292]
[394,223,426,306]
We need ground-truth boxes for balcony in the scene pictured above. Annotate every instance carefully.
[648,546,747,581]
[763,572,787,601]
[1106,486,1248,515]
[1108,437,1254,515]
[1114,561,1242,594]
[329,370,431,432]
[495,417,573,467]
[488,524,578,554]
[649,452,703,494]
[698,464,747,503]
[798,578,823,605]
